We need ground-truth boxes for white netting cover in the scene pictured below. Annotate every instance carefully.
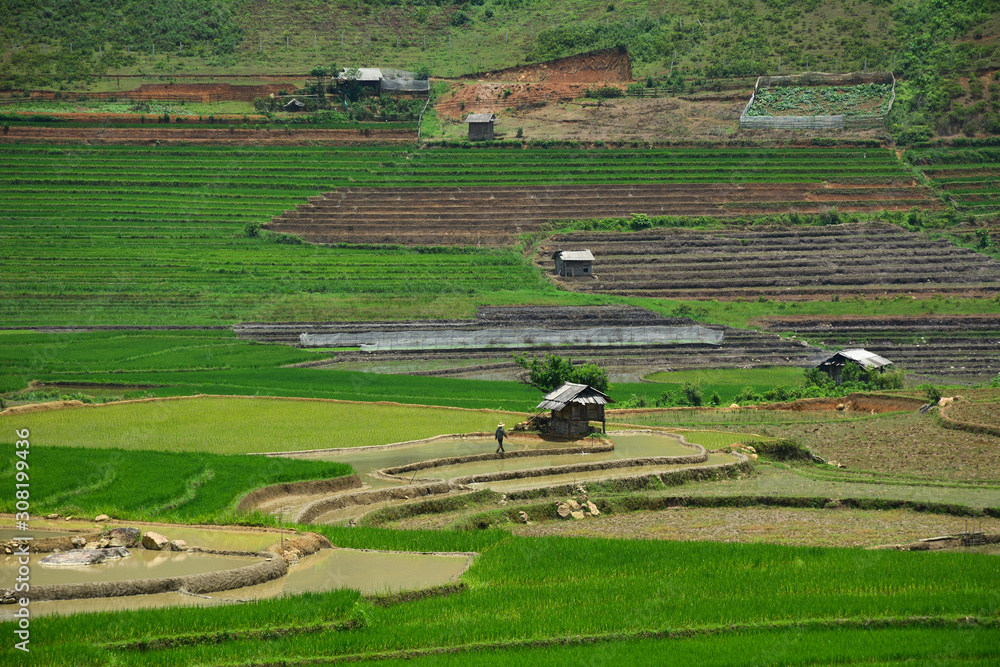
[300,325,723,351]
[380,69,430,93]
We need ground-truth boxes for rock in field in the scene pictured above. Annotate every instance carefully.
[40,547,130,566]
[94,514,110,522]
[167,540,188,551]
[103,527,140,548]
[557,503,572,518]
[141,531,170,550]
[586,501,600,516]
[570,510,585,520]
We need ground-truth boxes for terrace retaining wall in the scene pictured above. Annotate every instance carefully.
[236,475,363,513]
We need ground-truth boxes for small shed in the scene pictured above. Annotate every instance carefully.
[537,382,615,436]
[283,98,306,112]
[815,348,893,385]
[334,68,383,95]
[553,249,594,277]
[465,113,496,141]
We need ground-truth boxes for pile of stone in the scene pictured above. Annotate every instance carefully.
[555,492,601,521]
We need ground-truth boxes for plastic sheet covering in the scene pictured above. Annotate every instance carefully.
[300,325,723,351]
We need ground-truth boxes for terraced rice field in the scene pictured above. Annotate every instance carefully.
[268,147,935,246]
[539,222,1000,299]
[0,145,552,325]
[907,146,1000,218]
[757,314,1000,383]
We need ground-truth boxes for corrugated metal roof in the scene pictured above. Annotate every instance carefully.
[818,348,893,369]
[555,250,594,262]
[537,382,614,411]
[465,113,496,124]
[335,68,382,82]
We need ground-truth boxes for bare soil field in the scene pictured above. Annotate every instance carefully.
[459,48,632,84]
[436,49,885,142]
[0,126,416,145]
[539,223,1000,300]
[507,506,1000,548]
[760,408,1000,480]
[756,315,1000,383]
[269,186,937,247]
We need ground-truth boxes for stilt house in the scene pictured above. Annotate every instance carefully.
[815,348,893,385]
[537,382,614,436]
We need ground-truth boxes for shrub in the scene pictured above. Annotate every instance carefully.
[244,222,261,238]
[516,127,523,138]
[513,353,609,392]
[681,382,703,407]
[584,86,623,99]
[921,383,942,405]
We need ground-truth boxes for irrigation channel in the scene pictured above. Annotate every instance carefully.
[262,431,741,525]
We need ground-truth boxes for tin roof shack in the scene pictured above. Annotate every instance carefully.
[465,113,496,141]
[553,249,594,277]
[816,348,893,385]
[283,98,306,112]
[538,382,614,436]
[334,68,383,96]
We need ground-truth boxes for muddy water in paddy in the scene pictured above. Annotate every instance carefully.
[3,550,259,587]
[0,549,471,618]
[211,549,470,599]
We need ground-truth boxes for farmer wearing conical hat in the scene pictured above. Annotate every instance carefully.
[495,423,507,456]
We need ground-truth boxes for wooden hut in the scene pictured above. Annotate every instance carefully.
[537,382,614,436]
[815,348,892,385]
[553,249,594,277]
[465,113,496,141]
[283,98,306,112]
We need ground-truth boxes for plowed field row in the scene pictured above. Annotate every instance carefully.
[538,223,1000,298]
[270,184,938,247]
[758,315,1000,382]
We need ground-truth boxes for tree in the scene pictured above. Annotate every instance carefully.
[309,65,327,99]
[513,353,609,393]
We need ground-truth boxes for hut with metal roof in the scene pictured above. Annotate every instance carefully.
[334,67,384,95]
[537,382,614,435]
[283,98,306,112]
[553,249,594,277]
[815,348,893,385]
[465,113,496,141]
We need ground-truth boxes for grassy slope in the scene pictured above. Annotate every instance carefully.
[9,0,996,81]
